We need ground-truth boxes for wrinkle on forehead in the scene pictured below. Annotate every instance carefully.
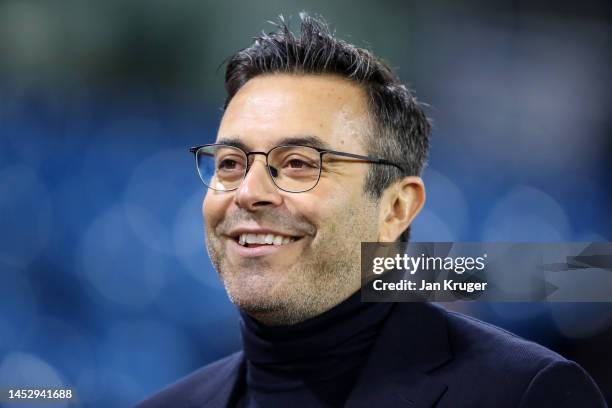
[218,73,372,152]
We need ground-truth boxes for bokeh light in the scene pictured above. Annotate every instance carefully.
[0,1,610,405]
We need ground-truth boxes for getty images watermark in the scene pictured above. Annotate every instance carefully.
[360,242,612,302]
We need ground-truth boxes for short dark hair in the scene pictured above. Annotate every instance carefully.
[223,12,431,242]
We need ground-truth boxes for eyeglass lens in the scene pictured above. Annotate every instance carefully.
[195,145,322,192]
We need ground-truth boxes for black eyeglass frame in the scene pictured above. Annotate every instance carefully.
[189,143,405,193]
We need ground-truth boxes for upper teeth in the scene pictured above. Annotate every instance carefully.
[238,233,296,246]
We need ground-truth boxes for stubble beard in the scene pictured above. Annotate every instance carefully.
[205,202,378,326]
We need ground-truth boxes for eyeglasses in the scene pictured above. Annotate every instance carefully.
[189,143,404,193]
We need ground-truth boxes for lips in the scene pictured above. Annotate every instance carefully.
[221,220,312,257]
[238,233,297,246]
[226,233,304,258]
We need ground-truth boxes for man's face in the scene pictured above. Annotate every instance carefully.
[203,73,380,325]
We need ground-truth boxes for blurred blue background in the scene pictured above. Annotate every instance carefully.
[0,0,611,406]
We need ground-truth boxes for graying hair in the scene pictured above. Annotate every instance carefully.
[223,12,431,242]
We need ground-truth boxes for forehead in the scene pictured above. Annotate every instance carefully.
[217,73,371,151]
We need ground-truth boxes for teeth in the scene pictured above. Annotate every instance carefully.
[237,233,297,246]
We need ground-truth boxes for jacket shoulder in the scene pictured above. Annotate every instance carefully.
[133,351,243,408]
[435,307,606,407]
[444,308,565,371]
[518,359,607,407]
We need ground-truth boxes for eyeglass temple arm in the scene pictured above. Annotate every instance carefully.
[321,149,405,171]
[189,145,405,171]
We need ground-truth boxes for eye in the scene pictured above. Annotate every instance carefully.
[283,156,317,169]
[218,159,238,170]
[288,159,309,168]
[216,155,245,172]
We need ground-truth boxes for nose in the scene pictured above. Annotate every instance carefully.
[234,156,283,211]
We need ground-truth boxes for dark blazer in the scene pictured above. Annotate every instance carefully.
[135,302,607,407]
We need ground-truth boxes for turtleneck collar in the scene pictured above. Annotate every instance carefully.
[239,290,394,382]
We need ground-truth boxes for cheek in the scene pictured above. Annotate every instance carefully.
[202,192,229,229]
[284,188,346,230]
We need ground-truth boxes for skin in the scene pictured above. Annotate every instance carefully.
[203,73,425,326]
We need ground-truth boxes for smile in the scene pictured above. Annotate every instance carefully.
[237,233,298,247]
[227,233,305,258]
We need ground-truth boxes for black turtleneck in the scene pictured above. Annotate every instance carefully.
[233,291,394,408]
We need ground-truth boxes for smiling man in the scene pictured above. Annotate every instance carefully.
[135,13,606,408]
[204,73,399,327]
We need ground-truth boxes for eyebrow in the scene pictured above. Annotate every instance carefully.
[216,135,332,151]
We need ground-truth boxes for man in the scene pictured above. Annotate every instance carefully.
[136,13,607,408]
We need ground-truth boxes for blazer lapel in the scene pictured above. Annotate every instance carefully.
[345,302,452,408]
[196,352,246,408]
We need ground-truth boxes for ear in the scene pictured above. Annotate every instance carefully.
[377,176,426,242]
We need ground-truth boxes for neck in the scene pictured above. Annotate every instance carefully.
[239,290,393,378]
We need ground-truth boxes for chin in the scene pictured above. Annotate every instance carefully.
[224,273,292,310]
